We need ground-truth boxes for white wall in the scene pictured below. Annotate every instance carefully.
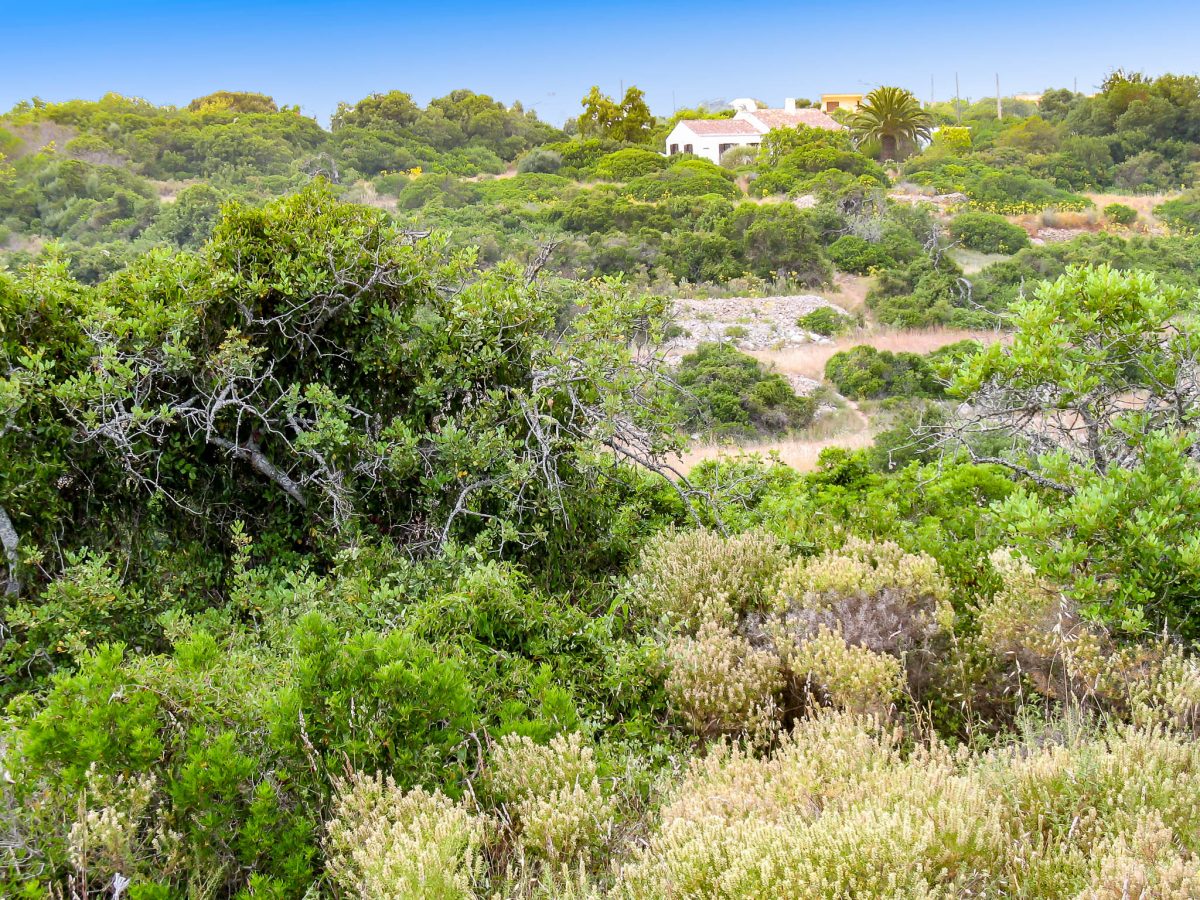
[664,123,761,165]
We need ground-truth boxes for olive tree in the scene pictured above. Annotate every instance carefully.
[56,182,695,554]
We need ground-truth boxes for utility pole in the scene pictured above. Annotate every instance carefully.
[955,72,962,123]
[996,73,1002,119]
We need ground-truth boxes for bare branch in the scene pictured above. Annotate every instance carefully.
[524,240,562,285]
[0,503,19,597]
[209,436,307,507]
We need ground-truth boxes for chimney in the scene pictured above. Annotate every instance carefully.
[784,97,797,112]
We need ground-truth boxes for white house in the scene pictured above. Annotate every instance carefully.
[664,99,843,164]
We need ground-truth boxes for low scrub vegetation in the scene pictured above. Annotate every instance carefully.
[674,342,817,439]
[7,74,1200,899]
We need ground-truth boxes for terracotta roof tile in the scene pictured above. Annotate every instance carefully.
[749,108,843,131]
[677,118,763,136]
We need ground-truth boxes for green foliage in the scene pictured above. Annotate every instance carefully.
[949,210,1030,254]
[578,85,654,144]
[516,147,563,174]
[996,432,1200,636]
[1104,202,1139,225]
[867,253,988,328]
[797,306,854,336]
[624,160,740,201]
[850,87,933,161]
[751,126,887,197]
[949,266,1200,633]
[592,147,669,181]
[825,344,952,400]
[674,342,817,438]
[1157,190,1200,232]
[827,234,895,273]
[12,77,1200,899]
[188,91,280,114]
[905,155,1090,213]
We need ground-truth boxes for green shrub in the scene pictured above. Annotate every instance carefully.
[798,306,854,336]
[592,147,668,181]
[827,234,895,273]
[675,342,816,438]
[1156,191,1200,232]
[516,148,563,174]
[949,210,1030,254]
[1104,202,1138,226]
[825,345,942,400]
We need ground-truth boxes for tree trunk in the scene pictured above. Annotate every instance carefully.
[882,133,898,162]
[0,503,19,597]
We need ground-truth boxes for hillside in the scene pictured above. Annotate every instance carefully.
[6,78,1200,898]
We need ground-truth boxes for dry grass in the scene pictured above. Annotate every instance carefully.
[1085,191,1183,228]
[677,406,872,473]
[826,272,872,314]
[749,327,1004,381]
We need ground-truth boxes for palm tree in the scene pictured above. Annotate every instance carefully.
[850,87,933,162]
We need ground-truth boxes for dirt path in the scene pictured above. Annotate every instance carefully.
[676,402,874,473]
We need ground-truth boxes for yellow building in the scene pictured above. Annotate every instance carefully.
[820,93,864,114]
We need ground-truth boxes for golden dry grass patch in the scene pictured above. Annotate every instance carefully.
[749,327,1005,380]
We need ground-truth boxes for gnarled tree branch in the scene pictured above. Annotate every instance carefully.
[209,436,307,507]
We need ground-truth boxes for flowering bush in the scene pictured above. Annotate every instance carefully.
[665,621,783,737]
[488,732,615,866]
[326,773,483,900]
[630,528,789,630]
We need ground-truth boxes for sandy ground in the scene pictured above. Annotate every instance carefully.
[748,327,1004,380]
[674,325,1006,474]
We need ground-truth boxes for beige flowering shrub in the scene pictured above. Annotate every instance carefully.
[488,731,615,866]
[66,766,180,888]
[630,528,788,631]
[1127,644,1200,734]
[326,773,483,900]
[978,549,1112,698]
[620,712,1006,898]
[771,537,953,657]
[1075,814,1200,899]
[980,550,1200,732]
[615,712,1200,898]
[783,626,904,717]
[664,621,783,738]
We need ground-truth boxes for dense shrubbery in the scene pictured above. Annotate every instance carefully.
[1104,202,1138,225]
[969,231,1200,312]
[904,156,1090,213]
[750,126,888,197]
[11,81,1200,898]
[797,305,854,336]
[949,210,1031,253]
[867,254,995,328]
[824,341,978,400]
[1157,190,1200,232]
[673,342,817,439]
[827,234,895,273]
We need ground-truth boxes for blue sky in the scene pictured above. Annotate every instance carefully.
[2,0,1197,125]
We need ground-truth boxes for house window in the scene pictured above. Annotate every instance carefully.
[827,101,840,111]
[670,143,679,155]
[684,144,693,155]
[719,143,734,156]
